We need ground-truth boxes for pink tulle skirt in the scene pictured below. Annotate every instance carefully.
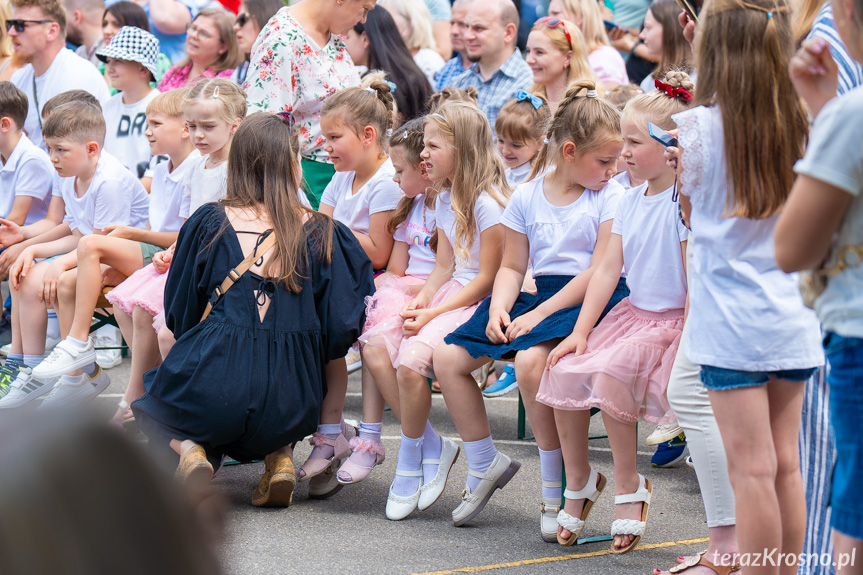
[106,263,168,319]
[394,279,479,378]
[536,298,684,424]
[358,274,426,363]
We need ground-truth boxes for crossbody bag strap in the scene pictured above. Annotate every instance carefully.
[200,230,277,322]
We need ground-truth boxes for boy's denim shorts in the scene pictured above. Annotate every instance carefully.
[823,332,863,538]
[700,365,818,390]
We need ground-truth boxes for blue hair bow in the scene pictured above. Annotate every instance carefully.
[514,90,542,110]
[386,80,397,93]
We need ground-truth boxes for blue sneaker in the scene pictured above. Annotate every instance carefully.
[482,363,518,397]
[651,432,688,468]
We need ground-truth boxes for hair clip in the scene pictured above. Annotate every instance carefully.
[386,81,397,93]
[543,137,550,144]
[366,87,376,94]
[586,89,598,98]
[211,85,220,99]
[386,128,393,137]
[403,130,409,139]
[654,79,693,102]
[514,89,543,110]
[767,11,772,17]
[431,112,447,123]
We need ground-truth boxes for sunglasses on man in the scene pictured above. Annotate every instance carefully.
[6,19,54,32]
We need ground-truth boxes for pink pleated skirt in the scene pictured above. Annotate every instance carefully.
[394,279,480,379]
[358,274,426,363]
[106,263,168,319]
[536,298,684,424]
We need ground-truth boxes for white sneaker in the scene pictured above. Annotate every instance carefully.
[646,422,684,446]
[39,367,111,409]
[345,348,362,374]
[0,367,57,409]
[0,333,61,358]
[94,327,123,369]
[32,338,97,380]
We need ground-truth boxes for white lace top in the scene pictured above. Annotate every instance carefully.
[673,105,823,371]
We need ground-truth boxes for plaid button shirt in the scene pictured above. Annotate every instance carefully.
[441,49,533,134]
[435,54,469,92]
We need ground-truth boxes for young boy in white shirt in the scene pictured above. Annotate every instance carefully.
[0,82,54,227]
[96,26,161,178]
[0,100,149,409]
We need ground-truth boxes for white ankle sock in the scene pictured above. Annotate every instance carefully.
[358,421,382,442]
[421,421,442,484]
[46,312,59,340]
[66,336,89,350]
[463,435,497,492]
[538,447,563,499]
[392,433,422,497]
[23,354,43,368]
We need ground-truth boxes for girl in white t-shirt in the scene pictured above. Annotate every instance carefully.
[494,92,551,187]
[337,119,436,485]
[534,76,694,553]
[383,102,509,522]
[443,81,627,543]
[297,82,403,488]
[663,1,823,568]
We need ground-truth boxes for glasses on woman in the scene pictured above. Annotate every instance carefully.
[6,19,54,33]
[235,12,251,27]
[534,16,572,46]
[186,22,213,40]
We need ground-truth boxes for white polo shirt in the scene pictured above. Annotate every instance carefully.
[0,134,53,224]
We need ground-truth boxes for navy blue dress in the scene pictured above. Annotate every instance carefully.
[133,203,374,463]
[444,276,629,360]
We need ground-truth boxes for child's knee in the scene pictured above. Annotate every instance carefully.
[396,364,423,387]
[76,234,104,257]
[132,306,154,326]
[57,270,77,300]
[432,343,462,376]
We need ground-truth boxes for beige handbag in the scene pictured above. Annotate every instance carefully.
[800,243,863,309]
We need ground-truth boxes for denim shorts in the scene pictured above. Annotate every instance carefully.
[699,365,819,390]
[824,332,863,538]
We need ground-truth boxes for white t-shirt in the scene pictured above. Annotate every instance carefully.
[611,182,688,312]
[794,85,863,339]
[102,90,159,177]
[60,152,149,234]
[504,162,533,187]
[149,150,200,233]
[437,190,506,285]
[11,49,110,151]
[179,155,228,219]
[612,170,637,190]
[674,105,823,371]
[394,194,436,279]
[501,176,624,277]
[414,48,446,87]
[0,134,53,224]
[319,158,403,234]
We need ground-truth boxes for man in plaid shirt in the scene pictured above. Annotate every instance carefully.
[439,0,532,133]
[434,0,473,91]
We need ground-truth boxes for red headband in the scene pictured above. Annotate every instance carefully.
[655,79,693,102]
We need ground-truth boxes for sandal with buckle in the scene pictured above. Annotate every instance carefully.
[664,551,741,574]
[109,399,136,430]
[309,423,358,499]
[540,480,562,543]
[610,473,652,554]
[298,431,350,482]
[557,469,607,546]
[336,436,386,485]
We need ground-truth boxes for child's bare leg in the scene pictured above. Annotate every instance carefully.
[515,341,562,448]
[322,357,348,425]
[337,353,389,483]
[157,326,175,359]
[433,342,491,441]
[362,345,399,420]
[55,268,78,339]
[297,358,350,480]
[603,413,642,551]
[125,306,161,403]
[16,261,51,358]
[68,235,143,342]
[113,306,133,349]
[554,408,592,540]
[360,361,387,423]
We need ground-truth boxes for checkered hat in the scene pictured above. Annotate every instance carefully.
[96,26,160,79]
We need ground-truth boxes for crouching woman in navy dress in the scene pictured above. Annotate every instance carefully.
[132,112,375,507]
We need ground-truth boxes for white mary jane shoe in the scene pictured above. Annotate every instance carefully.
[452,451,520,526]
[418,436,460,510]
[385,469,423,521]
[540,480,562,543]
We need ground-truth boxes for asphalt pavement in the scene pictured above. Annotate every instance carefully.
[89,357,712,575]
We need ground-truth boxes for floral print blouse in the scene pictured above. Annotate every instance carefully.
[244,8,361,161]
[158,62,235,92]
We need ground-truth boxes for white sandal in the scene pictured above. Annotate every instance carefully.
[557,468,607,546]
[610,473,652,554]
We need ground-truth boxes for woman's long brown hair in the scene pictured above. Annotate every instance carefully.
[695,0,808,218]
[219,112,334,292]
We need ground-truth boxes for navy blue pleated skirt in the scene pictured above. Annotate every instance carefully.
[444,275,629,360]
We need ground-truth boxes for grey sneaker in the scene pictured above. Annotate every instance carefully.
[0,367,57,409]
[0,361,20,400]
[39,367,111,409]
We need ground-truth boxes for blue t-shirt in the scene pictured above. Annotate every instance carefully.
[423,0,450,20]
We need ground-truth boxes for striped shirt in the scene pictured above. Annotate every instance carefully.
[807,4,863,96]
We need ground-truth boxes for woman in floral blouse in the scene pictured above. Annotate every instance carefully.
[159,9,244,92]
[245,0,376,209]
